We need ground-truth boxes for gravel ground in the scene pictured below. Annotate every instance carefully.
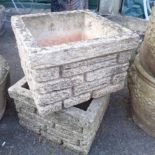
[0,18,155,155]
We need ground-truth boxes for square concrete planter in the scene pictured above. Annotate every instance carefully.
[8,78,110,155]
[11,10,139,115]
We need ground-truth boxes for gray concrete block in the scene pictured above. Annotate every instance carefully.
[36,89,71,106]
[74,77,111,95]
[31,67,60,82]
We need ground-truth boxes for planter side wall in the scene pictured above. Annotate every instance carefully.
[9,78,110,154]
[21,48,132,115]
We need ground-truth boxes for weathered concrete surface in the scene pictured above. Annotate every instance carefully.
[0,55,9,120]
[107,15,148,36]
[128,55,155,137]
[107,15,147,62]
[8,77,110,154]
[11,10,140,115]
[140,6,155,78]
[1,14,155,155]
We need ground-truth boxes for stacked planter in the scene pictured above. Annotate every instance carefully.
[11,10,139,115]
[10,10,139,154]
[128,6,155,137]
[0,55,9,120]
[9,78,110,154]
[0,6,8,119]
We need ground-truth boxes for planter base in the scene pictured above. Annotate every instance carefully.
[9,78,110,154]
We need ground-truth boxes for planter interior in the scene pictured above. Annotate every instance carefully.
[22,11,119,46]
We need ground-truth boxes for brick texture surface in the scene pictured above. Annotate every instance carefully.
[9,78,110,155]
[11,10,140,115]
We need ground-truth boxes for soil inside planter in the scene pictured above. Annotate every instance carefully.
[22,82,92,111]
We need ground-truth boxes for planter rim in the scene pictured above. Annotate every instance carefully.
[11,10,140,68]
[135,55,155,85]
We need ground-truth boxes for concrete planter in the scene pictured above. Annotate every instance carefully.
[9,77,110,154]
[128,55,155,137]
[99,0,122,15]
[139,6,155,77]
[11,10,139,115]
[0,55,9,120]
[51,0,88,11]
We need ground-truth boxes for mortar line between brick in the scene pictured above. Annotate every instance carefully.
[71,86,74,96]
[110,75,114,84]
[116,53,120,63]
[62,100,65,109]
[59,66,63,78]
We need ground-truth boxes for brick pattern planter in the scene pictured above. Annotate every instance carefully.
[0,55,9,120]
[11,10,140,115]
[9,78,110,154]
[128,55,155,137]
[139,6,155,77]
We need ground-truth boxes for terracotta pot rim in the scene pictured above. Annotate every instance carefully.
[135,55,155,85]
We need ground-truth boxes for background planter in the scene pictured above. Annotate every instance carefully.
[139,6,155,77]
[0,55,9,120]
[128,55,155,137]
[51,0,88,11]
[9,77,110,155]
[0,5,5,35]
[11,10,139,115]
[99,0,122,15]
